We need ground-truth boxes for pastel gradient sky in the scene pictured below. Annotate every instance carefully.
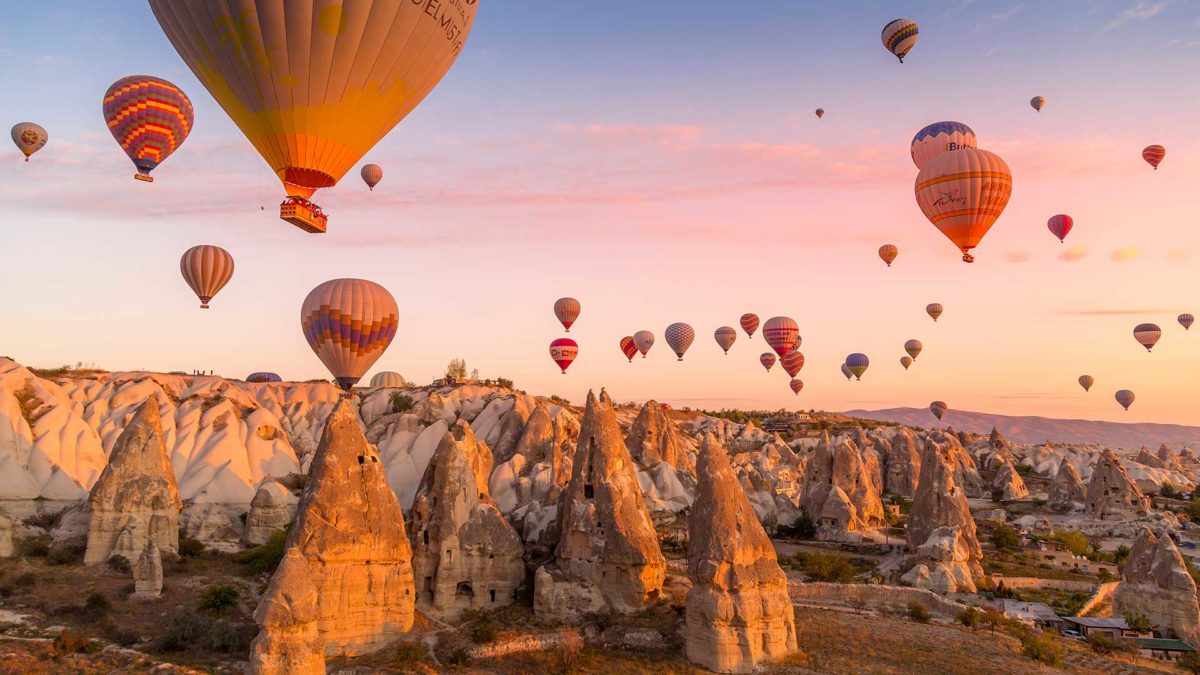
[2,1,1198,424]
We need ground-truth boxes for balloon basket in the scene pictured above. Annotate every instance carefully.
[134,174,154,183]
[281,198,328,233]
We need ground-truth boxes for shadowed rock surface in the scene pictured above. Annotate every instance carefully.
[1113,528,1200,645]
[1048,458,1086,512]
[1086,449,1151,520]
[902,435,983,593]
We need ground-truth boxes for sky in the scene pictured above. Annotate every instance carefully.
[1,1,1198,424]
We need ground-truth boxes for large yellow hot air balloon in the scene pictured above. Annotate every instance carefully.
[149,0,478,233]
[915,148,1012,263]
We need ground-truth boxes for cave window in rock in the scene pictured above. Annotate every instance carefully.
[456,582,474,598]
[584,484,595,499]
[423,530,429,545]
[489,589,496,603]
[357,455,365,465]
[446,549,453,563]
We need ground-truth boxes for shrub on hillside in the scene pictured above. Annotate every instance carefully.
[989,525,1020,552]
[1021,634,1062,666]
[907,601,931,623]
[234,528,287,575]
[198,584,239,613]
[796,551,858,583]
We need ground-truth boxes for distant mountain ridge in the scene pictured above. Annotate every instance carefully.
[845,407,1200,449]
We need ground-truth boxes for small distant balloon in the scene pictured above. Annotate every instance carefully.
[634,330,655,358]
[1178,314,1194,331]
[740,313,760,338]
[665,323,695,361]
[815,108,825,119]
[841,362,853,381]
[879,244,899,267]
[900,356,913,370]
[619,336,638,362]
[1047,214,1073,243]
[760,353,776,372]
[781,351,805,378]
[789,378,804,395]
[554,297,580,332]
[360,164,383,191]
[1115,389,1135,411]
[714,326,737,355]
[370,371,407,388]
[926,303,944,322]
[246,372,281,383]
[11,123,47,161]
[549,338,578,374]
[881,18,919,63]
[1078,375,1094,392]
[1030,96,1045,112]
[763,316,800,357]
[929,400,948,420]
[1133,323,1161,352]
[1142,145,1165,170]
[910,121,976,170]
[904,339,923,360]
[845,353,869,380]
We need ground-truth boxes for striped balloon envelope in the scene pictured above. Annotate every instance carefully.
[881,18,919,63]
[246,372,282,383]
[910,121,976,170]
[781,351,805,378]
[760,353,776,372]
[300,279,399,390]
[789,378,804,395]
[904,339,923,360]
[1142,145,1165,170]
[549,338,578,373]
[664,323,695,361]
[370,371,407,388]
[634,330,655,357]
[763,316,799,357]
[619,336,638,362]
[914,147,1013,263]
[714,326,737,354]
[179,245,234,309]
[361,164,383,191]
[1133,323,1161,351]
[1179,314,1194,331]
[11,122,47,161]
[554,297,581,331]
[102,75,193,182]
[1047,214,1073,243]
[926,303,944,322]
[739,313,760,338]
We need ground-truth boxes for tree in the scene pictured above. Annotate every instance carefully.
[981,608,1004,635]
[957,606,981,630]
[470,368,479,380]
[1177,650,1200,674]
[445,358,467,380]
[1123,612,1153,634]
[990,524,1021,552]
[1054,529,1090,557]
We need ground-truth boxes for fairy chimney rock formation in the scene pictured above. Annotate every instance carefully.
[133,542,163,599]
[991,459,1029,500]
[84,396,182,565]
[801,437,884,539]
[249,399,414,671]
[686,435,797,673]
[1048,458,1086,512]
[248,549,325,675]
[625,400,696,477]
[1086,450,1151,520]
[1113,528,1200,645]
[533,390,666,622]
[244,479,297,546]
[884,426,922,497]
[409,420,525,619]
[902,436,983,593]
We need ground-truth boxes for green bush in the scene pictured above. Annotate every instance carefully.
[957,606,980,629]
[152,608,254,654]
[989,525,1020,552]
[19,536,51,557]
[51,629,99,660]
[470,618,499,644]
[907,601,931,623]
[1053,529,1090,557]
[13,572,36,589]
[177,536,206,558]
[1021,634,1063,666]
[796,551,858,583]
[198,584,240,613]
[393,641,427,667]
[47,544,85,566]
[1178,650,1200,674]
[235,528,287,575]
[390,393,414,414]
[1087,632,1120,655]
[775,512,817,540]
[1123,612,1153,634]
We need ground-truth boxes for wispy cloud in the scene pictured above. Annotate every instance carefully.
[1168,248,1190,262]
[1112,246,1143,261]
[1101,2,1168,33]
[1004,251,1031,263]
[1055,309,1173,316]
[1059,246,1089,261]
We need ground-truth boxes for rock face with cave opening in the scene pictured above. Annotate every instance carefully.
[901,434,984,593]
[248,399,414,674]
[409,420,525,619]
[1048,457,1086,512]
[685,434,797,673]
[533,390,665,623]
[1086,449,1151,520]
[1113,528,1200,645]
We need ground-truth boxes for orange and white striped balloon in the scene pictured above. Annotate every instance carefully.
[914,148,1012,263]
[180,245,234,309]
[714,326,737,354]
[554,297,580,331]
[739,313,760,338]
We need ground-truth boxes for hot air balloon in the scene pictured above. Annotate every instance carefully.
[149,0,478,233]
[929,400,948,420]
[900,356,913,370]
[879,244,899,267]
[361,164,383,191]
[1047,214,1073,243]
[781,351,805,378]
[11,123,47,161]
[789,378,804,395]
[740,313,760,338]
[1030,96,1045,112]
[815,108,825,119]
[714,326,737,355]
[841,363,853,381]
[763,316,799,357]
[881,18,919,63]
[904,339,923,360]
[620,336,638,362]
[915,148,1013,263]
[665,323,694,361]
[1142,145,1165,170]
[103,75,193,182]
[910,121,977,171]
[554,298,581,332]
[300,278,398,390]
[1115,389,1135,411]
[179,245,234,309]
[549,338,578,374]
[634,330,655,358]
[1078,375,1094,392]
[1133,323,1161,351]
[246,372,282,383]
[1179,314,1195,331]
[926,303,944,322]
[370,371,407,388]
[790,333,802,351]
[845,353,869,380]
[760,353,776,372]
